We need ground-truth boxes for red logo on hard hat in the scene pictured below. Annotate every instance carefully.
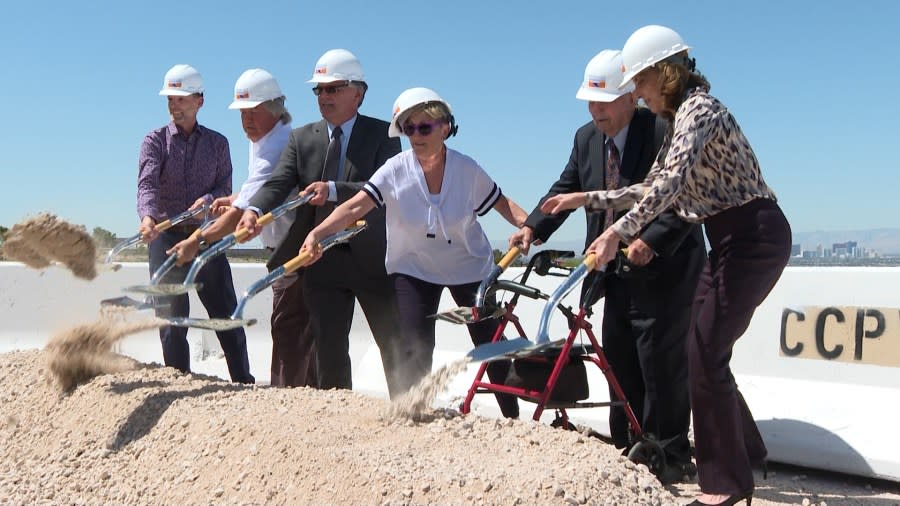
[167,80,182,88]
[588,79,606,89]
[236,90,250,99]
[315,66,327,75]
[393,106,401,117]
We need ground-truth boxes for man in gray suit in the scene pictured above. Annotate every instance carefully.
[237,49,404,396]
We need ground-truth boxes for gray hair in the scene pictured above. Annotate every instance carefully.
[262,96,292,124]
[350,81,368,107]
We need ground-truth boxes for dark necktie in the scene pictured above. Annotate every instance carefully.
[604,138,620,230]
[315,126,343,224]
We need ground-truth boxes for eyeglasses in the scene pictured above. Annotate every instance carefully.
[312,83,350,96]
[402,121,442,137]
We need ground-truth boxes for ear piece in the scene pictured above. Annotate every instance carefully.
[447,114,458,137]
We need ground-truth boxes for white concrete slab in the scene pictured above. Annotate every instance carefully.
[1,261,898,481]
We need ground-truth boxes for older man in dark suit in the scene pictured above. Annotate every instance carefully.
[238,49,404,396]
[510,50,705,483]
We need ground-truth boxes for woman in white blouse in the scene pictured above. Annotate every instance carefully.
[301,87,527,417]
[543,26,791,506]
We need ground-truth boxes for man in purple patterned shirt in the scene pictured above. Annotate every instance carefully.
[136,64,254,384]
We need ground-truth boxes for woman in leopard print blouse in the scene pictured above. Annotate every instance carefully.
[543,26,792,506]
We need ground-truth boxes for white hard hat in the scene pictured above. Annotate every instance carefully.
[620,25,691,88]
[159,64,204,96]
[307,49,365,84]
[388,87,455,138]
[575,50,634,102]
[229,68,284,109]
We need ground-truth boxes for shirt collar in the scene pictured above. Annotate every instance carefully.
[610,123,629,155]
[253,120,291,151]
[327,114,357,139]
[167,121,203,139]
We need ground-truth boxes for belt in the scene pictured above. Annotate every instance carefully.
[167,224,199,234]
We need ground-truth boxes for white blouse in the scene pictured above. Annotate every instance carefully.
[363,148,501,285]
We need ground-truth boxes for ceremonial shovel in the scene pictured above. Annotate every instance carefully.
[104,205,209,265]
[161,221,368,331]
[122,193,313,297]
[101,225,212,311]
[429,247,522,324]
[466,253,600,363]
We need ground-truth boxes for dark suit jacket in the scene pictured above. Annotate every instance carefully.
[525,107,699,258]
[248,114,402,273]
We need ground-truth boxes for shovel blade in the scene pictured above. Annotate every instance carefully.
[165,316,257,331]
[123,283,201,296]
[466,337,566,363]
[100,296,165,311]
[430,305,504,325]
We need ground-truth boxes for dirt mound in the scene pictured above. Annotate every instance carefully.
[1,212,98,280]
[0,349,677,505]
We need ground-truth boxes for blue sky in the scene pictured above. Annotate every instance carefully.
[1,1,898,245]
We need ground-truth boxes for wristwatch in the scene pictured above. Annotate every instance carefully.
[197,234,209,248]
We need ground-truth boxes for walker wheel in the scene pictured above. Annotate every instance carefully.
[627,438,667,476]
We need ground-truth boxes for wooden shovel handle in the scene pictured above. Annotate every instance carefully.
[497,247,521,270]
[283,251,313,273]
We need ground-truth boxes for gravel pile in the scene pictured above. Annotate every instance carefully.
[0,348,678,505]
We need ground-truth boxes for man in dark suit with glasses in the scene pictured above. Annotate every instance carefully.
[238,49,404,396]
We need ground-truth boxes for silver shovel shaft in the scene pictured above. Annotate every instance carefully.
[182,193,313,285]
[166,221,368,331]
[104,205,208,264]
[466,254,599,363]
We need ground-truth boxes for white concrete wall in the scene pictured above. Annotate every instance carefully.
[1,262,898,481]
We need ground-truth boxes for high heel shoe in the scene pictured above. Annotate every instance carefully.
[685,491,752,506]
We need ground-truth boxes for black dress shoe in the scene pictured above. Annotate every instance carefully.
[685,491,752,506]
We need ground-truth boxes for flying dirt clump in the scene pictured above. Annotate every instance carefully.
[43,313,166,393]
[1,212,98,280]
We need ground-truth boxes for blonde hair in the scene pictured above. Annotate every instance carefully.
[652,51,710,121]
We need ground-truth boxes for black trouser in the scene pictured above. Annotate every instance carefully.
[149,228,254,384]
[690,198,791,495]
[602,235,705,465]
[303,246,405,398]
[391,273,519,418]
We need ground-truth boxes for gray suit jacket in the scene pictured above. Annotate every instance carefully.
[248,114,401,273]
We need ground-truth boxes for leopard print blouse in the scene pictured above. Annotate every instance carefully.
[585,87,777,243]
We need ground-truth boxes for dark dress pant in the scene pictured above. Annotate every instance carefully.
[303,246,405,398]
[149,229,254,384]
[689,198,791,495]
[601,237,704,465]
[391,274,519,418]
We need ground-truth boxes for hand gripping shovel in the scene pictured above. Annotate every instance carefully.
[122,193,313,297]
[101,225,212,311]
[104,205,209,265]
[430,247,522,324]
[162,221,368,331]
[466,253,600,363]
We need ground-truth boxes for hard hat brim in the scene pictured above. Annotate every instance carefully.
[228,99,265,110]
[576,87,631,103]
[159,89,196,96]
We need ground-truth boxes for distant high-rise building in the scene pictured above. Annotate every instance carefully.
[816,243,824,258]
[791,244,802,257]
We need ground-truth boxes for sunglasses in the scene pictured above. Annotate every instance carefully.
[311,83,350,96]
[402,121,443,137]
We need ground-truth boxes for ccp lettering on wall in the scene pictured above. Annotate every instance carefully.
[780,306,900,367]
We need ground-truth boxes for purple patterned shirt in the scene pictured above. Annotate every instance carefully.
[137,122,233,223]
